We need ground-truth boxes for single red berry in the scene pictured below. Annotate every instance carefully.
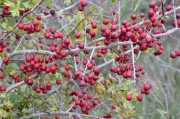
[103,19,109,25]
[144,83,151,90]
[91,21,97,29]
[137,95,143,102]
[3,57,9,65]
[55,115,60,119]
[36,15,41,20]
[64,64,70,70]
[149,2,156,8]
[170,52,177,59]
[0,74,3,79]
[126,94,132,101]
[18,23,24,29]
[131,14,137,20]
[33,20,39,26]
[78,5,84,11]
[44,32,50,39]
[19,65,25,71]
[166,5,172,11]
[111,105,116,109]
[56,79,61,85]
[75,33,81,38]
[80,0,87,7]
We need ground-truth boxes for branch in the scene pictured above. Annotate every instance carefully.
[7,41,133,58]
[19,110,101,119]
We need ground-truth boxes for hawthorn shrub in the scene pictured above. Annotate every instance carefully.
[0,0,179,118]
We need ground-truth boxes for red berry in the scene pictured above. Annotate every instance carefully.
[149,2,156,8]
[36,88,41,93]
[144,83,150,90]
[33,20,39,26]
[137,95,143,102]
[148,10,154,16]
[75,33,81,38]
[44,32,50,39]
[36,15,41,20]
[166,5,172,11]
[56,79,61,85]
[57,32,63,38]
[111,105,116,109]
[126,94,132,101]
[55,115,60,119]
[91,21,97,29]
[3,57,9,64]
[18,23,24,29]
[78,5,84,11]
[175,50,180,56]
[103,19,109,25]
[19,65,25,71]
[170,51,177,58]
[27,79,33,85]
[80,0,87,7]
[0,74,3,79]
[78,43,84,49]
[64,38,70,45]
[131,14,137,20]
[64,64,70,70]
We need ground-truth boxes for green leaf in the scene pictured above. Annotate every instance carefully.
[1,22,7,29]
[88,6,96,12]
[4,1,14,7]
[0,109,8,118]
[111,0,117,2]
[44,0,51,5]
[64,0,71,5]
[23,2,31,8]
[9,8,19,17]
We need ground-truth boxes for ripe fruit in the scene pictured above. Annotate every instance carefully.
[44,32,50,39]
[27,79,33,85]
[50,9,56,16]
[0,74,3,79]
[91,21,97,29]
[79,80,86,86]
[64,64,70,70]
[170,52,177,59]
[103,19,109,25]
[144,83,151,90]
[80,0,87,7]
[78,5,84,11]
[75,33,81,38]
[126,94,132,101]
[149,2,156,8]
[3,57,9,64]
[111,105,116,109]
[131,14,136,20]
[137,95,143,102]
[56,79,61,85]
[19,65,25,71]
[166,5,172,11]
[18,23,24,29]
[55,115,60,119]
[36,15,41,20]
[78,43,84,49]
[33,20,38,26]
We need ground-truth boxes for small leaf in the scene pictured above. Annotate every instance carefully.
[64,0,72,5]
[9,8,19,17]
[1,22,7,29]
[88,6,96,12]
